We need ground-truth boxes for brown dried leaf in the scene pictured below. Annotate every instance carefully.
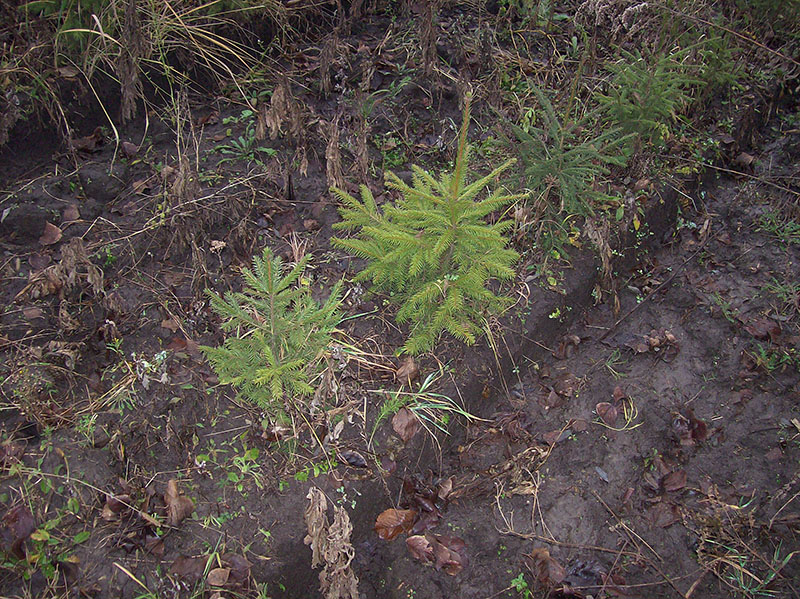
[436,477,453,501]
[170,556,206,582]
[392,408,419,443]
[662,470,687,492]
[207,567,230,587]
[303,487,359,599]
[144,534,164,556]
[0,504,36,559]
[161,318,179,332]
[374,508,417,541]
[596,402,618,427]
[22,307,44,320]
[525,547,566,586]
[406,534,434,562]
[164,479,194,527]
[433,534,467,575]
[744,318,781,342]
[649,502,680,528]
[121,141,139,158]
[102,494,131,521]
[62,205,80,222]
[554,334,581,359]
[396,357,420,384]
[613,385,626,403]
[39,222,62,245]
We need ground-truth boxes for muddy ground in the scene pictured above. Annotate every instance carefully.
[1,3,799,599]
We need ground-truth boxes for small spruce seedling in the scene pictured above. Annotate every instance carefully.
[333,96,523,354]
[201,247,342,418]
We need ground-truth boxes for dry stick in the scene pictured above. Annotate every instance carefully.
[599,232,713,342]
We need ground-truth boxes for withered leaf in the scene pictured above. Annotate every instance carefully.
[433,534,467,575]
[649,502,680,528]
[436,477,453,501]
[164,479,194,527]
[221,553,251,584]
[613,385,626,402]
[392,408,419,443]
[62,205,80,222]
[596,402,618,427]
[170,556,207,582]
[374,508,417,541]
[102,494,131,521]
[396,357,420,384]
[340,450,367,468]
[39,222,62,245]
[662,470,687,492]
[207,567,230,587]
[161,318,180,332]
[744,318,781,342]
[121,141,139,158]
[144,534,164,556]
[0,504,36,559]
[525,547,565,586]
[406,534,434,562]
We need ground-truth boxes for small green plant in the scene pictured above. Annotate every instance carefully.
[201,247,343,418]
[757,211,800,247]
[216,123,277,166]
[598,48,700,145]
[510,572,533,598]
[510,85,629,217]
[370,367,477,445]
[333,97,523,354]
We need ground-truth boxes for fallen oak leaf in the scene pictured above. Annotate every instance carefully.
[375,508,417,541]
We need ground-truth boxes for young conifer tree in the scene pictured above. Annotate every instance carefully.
[201,247,342,417]
[333,96,523,354]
